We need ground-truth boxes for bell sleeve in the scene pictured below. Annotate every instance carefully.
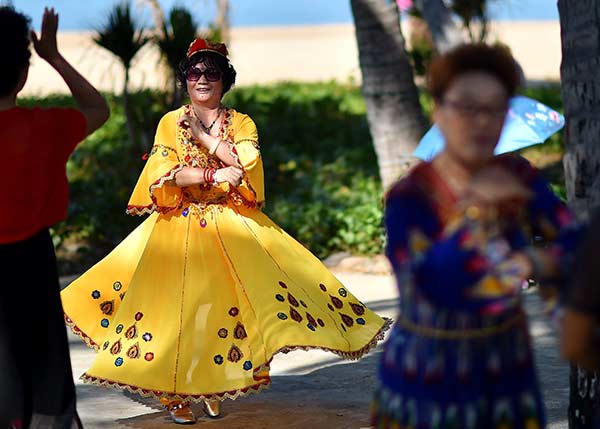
[126,113,184,215]
[231,115,265,207]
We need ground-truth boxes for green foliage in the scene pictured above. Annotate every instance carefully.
[23,81,568,272]
[156,7,199,74]
[224,81,381,257]
[94,1,149,71]
[21,82,383,271]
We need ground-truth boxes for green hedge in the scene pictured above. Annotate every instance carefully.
[19,81,565,273]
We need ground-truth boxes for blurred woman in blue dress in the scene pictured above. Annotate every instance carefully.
[372,44,579,429]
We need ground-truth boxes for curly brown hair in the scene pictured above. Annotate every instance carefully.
[427,43,521,101]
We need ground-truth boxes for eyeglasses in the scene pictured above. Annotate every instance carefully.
[185,67,222,82]
[441,98,508,119]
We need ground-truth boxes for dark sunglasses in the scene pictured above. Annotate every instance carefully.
[185,67,222,82]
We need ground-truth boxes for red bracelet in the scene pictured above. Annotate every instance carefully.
[203,168,215,184]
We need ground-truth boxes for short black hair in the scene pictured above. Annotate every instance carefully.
[0,6,31,97]
[177,51,236,98]
[427,43,521,100]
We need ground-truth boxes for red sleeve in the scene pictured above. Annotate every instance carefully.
[46,108,88,162]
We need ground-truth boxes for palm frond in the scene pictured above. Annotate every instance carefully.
[94,1,149,69]
[156,6,200,71]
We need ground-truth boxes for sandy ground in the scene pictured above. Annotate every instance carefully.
[21,21,561,97]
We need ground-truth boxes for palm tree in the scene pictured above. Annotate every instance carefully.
[155,6,200,108]
[451,0,489,42]
[558,0,600,426]
[139,0,166,38]
[215,0,230,45]
[414,0,463,53]
[94,1,149,150]
[350,0,428,190]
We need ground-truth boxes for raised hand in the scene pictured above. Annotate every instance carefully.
[31,7,60,64]
[177,115,212,147]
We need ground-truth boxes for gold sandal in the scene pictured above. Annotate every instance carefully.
[165,401,196,425]
[201,399,221,418]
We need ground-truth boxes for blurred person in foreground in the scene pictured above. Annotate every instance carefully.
[60,38,391,424]
[561,211,600,428]
[371,43,580,428]
[561,211,600,371]
[0,5,109,428]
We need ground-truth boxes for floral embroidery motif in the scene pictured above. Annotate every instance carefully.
[234,322,247,340]
[115,357,124,367]
[287,293,300,307]
[142,332,153,342]
[91,290,101,299]
[110,340,122,355]
[279,281,288,289]
[227,345,243,363]
[290,307,303,323]
[100,300,114,315]
[214,355,224,365]
[113,281,122,291]
[228,307,239,317]
[125,324,138,340]
[340,313,354,327]
[144,352,154,362]
[218,328,228,339]
[127,343,141,359]
[350,303,366,316]
[330,295,344,309]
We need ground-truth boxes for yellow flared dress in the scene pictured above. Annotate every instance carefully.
[61,106,391,402]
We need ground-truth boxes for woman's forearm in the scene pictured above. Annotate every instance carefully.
[46,54,109,135]
[174,166,208,187]
[205,136,241,167]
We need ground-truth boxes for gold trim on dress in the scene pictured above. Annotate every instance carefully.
[78,317,392,403]
[396,312,524,339]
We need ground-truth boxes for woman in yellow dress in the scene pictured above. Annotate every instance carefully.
[61,39,391,424]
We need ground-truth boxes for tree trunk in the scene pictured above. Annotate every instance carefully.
[413,0,463,53]
[350,0,428,191]
[141,0,166,38]
[215,0,230,45]
[559,0,600,427]
[123,68,139,153]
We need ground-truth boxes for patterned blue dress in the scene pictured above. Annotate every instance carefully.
[372,156,579,429]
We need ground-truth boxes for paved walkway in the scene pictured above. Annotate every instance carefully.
[63,272,570,429]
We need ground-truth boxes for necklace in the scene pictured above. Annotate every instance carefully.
[195,106,221,135]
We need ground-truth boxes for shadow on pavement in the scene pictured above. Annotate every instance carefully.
[116,351,383,428]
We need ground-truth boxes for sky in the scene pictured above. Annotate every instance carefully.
[10,0,559,31]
